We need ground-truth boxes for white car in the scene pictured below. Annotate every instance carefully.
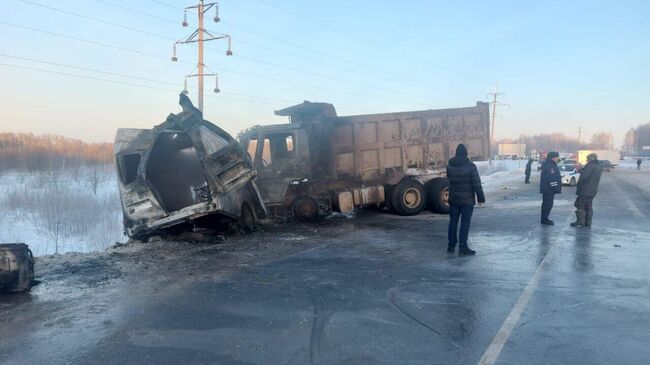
[559,164,580,186]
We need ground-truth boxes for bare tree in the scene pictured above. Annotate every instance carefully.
[87,166,101,195]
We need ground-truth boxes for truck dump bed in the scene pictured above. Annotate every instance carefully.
[327,103,491,181]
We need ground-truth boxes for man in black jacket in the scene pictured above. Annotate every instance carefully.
[540,151,562,225]
[571,153,603,227]
[446,144,486,255]
[525,158,534,184]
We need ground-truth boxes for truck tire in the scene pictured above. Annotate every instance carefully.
[426,178,450,214]
[384,184,395,212]
[292,196,320,221]
[391,179,426,216]
[238,203,256,233]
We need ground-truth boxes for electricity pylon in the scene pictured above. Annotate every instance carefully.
[172,0,232,112]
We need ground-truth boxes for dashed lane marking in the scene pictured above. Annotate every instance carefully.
[477,210,573,365]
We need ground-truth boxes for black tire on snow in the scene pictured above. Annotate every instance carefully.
[390,179,427,216]
[426,178,450,214]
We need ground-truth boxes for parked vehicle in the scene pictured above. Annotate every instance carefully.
[558,164,580,186]
[558,159,582,172]
[238,101,490,219]
[599,160,617,172]
[114,94,266,240]
[577,149,620,165]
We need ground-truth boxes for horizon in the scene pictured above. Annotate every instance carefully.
[1,0,649,145]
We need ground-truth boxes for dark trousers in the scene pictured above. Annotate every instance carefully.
[448,205,474,247]
[525,171,531,183]
[575,195,594,225]
[541,193,555,222]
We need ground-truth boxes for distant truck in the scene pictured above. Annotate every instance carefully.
[238,101,490,219]
[497,143,526,159]
[577,150,620,165]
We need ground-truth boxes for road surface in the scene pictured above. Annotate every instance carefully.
[1,169,649,364]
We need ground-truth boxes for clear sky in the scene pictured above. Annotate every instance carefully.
[1,0,648,144]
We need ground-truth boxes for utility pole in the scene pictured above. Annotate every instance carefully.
[172,0,232,112]
[578,125,582,146]
[487,85,509,164]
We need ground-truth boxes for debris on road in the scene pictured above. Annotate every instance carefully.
[0,243,35,293]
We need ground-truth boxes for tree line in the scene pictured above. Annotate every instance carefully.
[0,132,113,171]
[495,131,614,155]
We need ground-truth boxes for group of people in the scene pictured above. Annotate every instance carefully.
[445,144,603,255]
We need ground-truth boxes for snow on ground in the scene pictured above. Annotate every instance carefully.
[476,159,532,190]
[0,165,126,256]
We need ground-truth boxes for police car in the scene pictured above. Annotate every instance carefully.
[558,163,580,186]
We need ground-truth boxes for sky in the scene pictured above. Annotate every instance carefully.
[0,0,649,145]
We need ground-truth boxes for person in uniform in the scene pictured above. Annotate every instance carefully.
[525,158,534,184]
[571,153,603,227]
[540,151,562,225]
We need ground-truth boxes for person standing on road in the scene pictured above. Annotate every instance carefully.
[540,151,562,225]
[525,158,534,184]
[637,158,643,171]
[446,144,486,255]
[571,153,603,227]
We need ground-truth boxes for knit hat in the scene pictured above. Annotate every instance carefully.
[547,151,559,159]
[455,144,468,157]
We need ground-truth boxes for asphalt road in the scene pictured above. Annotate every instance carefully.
[1,168,650,365]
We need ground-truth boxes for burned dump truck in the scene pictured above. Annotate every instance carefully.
[238,101,490,219]
[114,94,266,239]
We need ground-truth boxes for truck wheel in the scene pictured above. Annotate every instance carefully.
[384,184,395,212]
[391,179,426,216]
[238,203,256,233]
[292,196,320,221]
[426,178,450,214]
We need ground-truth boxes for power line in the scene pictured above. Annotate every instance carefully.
[253,0,476,80]
[142,0,436,87]
[0,20,427,107]
[0,54,373,113]
[17,0,433,101]
[17,0,174,41]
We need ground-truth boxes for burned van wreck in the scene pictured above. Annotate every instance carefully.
[114,94,266,240]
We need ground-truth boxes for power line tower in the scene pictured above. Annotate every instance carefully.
[578,125,582,145]
[487,85,509,163]
[172,0,232,112]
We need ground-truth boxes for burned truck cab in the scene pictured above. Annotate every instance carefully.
[114,94,266,239]
[238,102,336,218]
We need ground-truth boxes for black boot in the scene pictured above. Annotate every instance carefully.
[447,245,455,253]
[570,211,586,227]
[459,246,476,255]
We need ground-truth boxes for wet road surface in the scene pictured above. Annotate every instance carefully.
[1,169,649,364]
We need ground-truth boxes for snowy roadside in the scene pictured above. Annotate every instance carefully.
[0,166,126,256]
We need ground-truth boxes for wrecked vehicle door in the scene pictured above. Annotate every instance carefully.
[114,94,266,239]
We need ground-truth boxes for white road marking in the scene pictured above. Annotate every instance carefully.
[477,212,573,365]
[611,182,644,222]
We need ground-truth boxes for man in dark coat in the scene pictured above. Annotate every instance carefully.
[540,151,562,225]
[525,158,534,184]
[446,144,486,255]
[571,153,603,227]
[637,158,643,171]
